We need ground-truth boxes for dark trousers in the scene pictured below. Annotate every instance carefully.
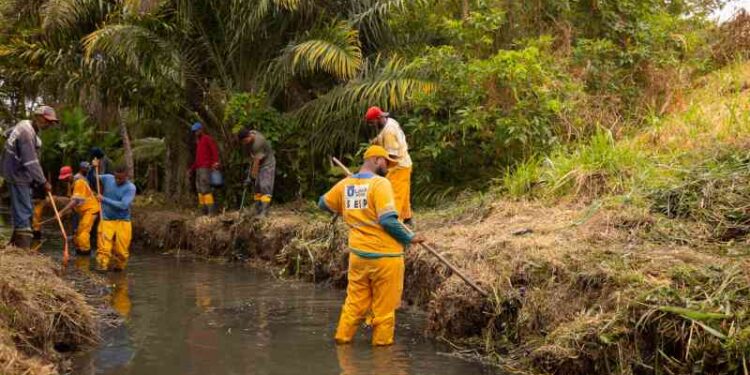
[9,183,32,230]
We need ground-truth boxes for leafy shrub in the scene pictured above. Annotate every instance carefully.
[404,39,579,200]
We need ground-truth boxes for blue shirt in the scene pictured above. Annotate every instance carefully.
[100,174,136,221]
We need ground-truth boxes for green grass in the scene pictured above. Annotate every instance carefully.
[502,61,750,245]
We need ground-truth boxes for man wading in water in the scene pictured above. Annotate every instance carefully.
[47,163,100,255]
[238,128,275,217]
[318,145,426,345]
[93,164,136,272]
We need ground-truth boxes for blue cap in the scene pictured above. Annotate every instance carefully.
[80,161,91,169]
[191,122,203,132]
[90,147,104,158]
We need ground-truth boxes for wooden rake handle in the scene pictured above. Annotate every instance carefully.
[46,191,69,265]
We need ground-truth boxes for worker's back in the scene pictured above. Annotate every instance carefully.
[322,172,404,256]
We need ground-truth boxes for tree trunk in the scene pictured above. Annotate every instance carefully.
[462,0,470,20]
[119,106,135,179]
[163,121,192,202]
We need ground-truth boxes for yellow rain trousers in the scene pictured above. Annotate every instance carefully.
[32,200,45,232]
[197,193,215,206]
[335,253,404,346]
[74,255,92,275]
[385,167,412,221]
[74,209,98,253]
[96,220,132,271]
[254,193,272,203]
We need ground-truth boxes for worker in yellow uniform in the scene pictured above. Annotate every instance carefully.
[31,186,47,240]
[319,146,425,346]
[52,162,100,254]
[365,106,414,225]
[94,164,136,272]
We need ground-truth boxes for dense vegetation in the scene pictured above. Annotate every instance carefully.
[4,2,750,374]
[0,0,746,206]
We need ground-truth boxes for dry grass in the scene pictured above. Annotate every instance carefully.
[415,199,750,374]
[632,62,750,155]
[0,247,97,375]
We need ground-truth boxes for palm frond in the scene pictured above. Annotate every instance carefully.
[123,0,163,15]
[82,23,184,85]
[130,137,166,162]
[294,56,435,154]
[268,21,363,91]
[41,0,109,34]
[349,0,431,46]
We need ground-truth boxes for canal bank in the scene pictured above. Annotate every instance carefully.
[0,246,100,375]
[133,198,750,374]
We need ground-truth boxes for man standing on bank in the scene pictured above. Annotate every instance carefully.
[1,105,59,249]
[238,128,275,218]
[365,106,413,225]
[187,122,220,215]
[319,145,426,346]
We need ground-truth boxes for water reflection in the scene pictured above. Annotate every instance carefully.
[70,254,496,375]
[109,272,132,319]
[337,344,410,375]
[68,253,133,375]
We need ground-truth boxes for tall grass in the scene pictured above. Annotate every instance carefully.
[504,61,750,201]
[504,129,652,200]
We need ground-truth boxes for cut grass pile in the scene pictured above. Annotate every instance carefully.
[0,247,97,375]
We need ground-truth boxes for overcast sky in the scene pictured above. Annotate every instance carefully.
[714,0,750,22]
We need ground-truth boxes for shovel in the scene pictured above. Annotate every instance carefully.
[330,157,488,297]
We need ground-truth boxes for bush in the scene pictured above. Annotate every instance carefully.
[404,39,580,202]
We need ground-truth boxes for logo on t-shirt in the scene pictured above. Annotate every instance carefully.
[345,184,368,209]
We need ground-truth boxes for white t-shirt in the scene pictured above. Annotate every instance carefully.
[373,118,412,168]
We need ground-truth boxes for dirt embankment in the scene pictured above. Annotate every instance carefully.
[133,201,750,375]
[0,247,99,375]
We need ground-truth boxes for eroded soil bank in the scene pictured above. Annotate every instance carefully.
[0,247,103,375]
[133,200,750,374]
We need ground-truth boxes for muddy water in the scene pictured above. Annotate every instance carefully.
[62,251,497,375]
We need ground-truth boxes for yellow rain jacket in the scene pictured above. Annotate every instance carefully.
[71,174,99,252]
[321,172,413,345]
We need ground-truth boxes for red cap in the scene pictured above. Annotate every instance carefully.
[58,166,73,180]
[365,106,388,121]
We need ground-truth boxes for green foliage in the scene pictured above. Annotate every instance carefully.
[119,137,165,163]
[405,40,577,197]
[542,129,649,198]
[443,0,506,56]
[41,107,93,167]
[0,0,734,206]
[224,92,292,143]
